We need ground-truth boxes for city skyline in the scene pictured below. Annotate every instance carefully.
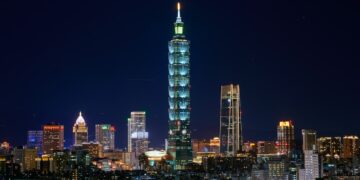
[1,0,360,150]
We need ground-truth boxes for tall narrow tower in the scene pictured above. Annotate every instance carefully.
[73,112,88,146]
[167,2,192,170]
[219,84,242,156]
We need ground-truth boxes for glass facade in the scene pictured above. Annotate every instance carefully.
[167,3,193,170]
[27,130,43,155]
[277,120,295,156]
[95,124,115,151]
[219,84,242,156]
[42,123,64,154]
[127,112,149,157]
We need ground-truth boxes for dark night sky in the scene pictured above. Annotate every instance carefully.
[0,0,359,148]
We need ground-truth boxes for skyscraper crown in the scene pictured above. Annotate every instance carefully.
[75,111,86,125]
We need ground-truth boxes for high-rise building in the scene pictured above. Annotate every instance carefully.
[276,120,295,156]
[317,137,341,160]
[42,123,64,154]
[13,146,38,172]
[167,2,193,170]
[73,112,88,146]
[27,130,43,155]
[219,84,242,156]
[302,129,317,151]
[304,150,320,179]
[23,148,37,171]
[342,135,359,159]
[95,124,115,151]
[257,141,277,154]
[128,112,149,157]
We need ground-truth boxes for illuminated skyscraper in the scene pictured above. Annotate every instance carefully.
[95,124,115,151]
[27,130,43,155]
[277,120,294,155]
[167,2,193,169]
[304,150,320,179]
[128,112,149,157]
[42,123,64,154]
[317,137,341,160]
[219,84,242,156]
[302,129,317,151]
[73,112,88,146]
[342,135,359,159]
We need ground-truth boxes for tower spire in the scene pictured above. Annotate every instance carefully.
[176,2,182,23]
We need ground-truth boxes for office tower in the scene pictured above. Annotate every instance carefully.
[27,130,43,155]
[257,141,277,154]
[304,150,320,179]
[317,137,341,160]
[13,146,37,172]
[342,135,359,159]
[277,120,295,155]
[12,146,24,170]
[23,148,37,171]
[95,124,115,151]
[209,137,220,154]
[42,123,64,154]
[167,2,192,169]
[302,129,317,151]
[219,84,242,156]
[128,112,149,157]
[73,112,88,146]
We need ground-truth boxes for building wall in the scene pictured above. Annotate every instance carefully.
[42,124,64,154]
[219,84,242,156]
[167,9,193,169]
[95,124,115,151]
[277,121,294,156]
[128,112,149,157]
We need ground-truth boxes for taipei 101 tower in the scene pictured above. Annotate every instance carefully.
[167,2,193,169]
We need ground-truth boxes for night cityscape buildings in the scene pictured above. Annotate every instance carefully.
[95,124,115,151]
[277,120,295,156]
[167,2,193,170]
[219,84,242,156]
[302,129,317,151]
[127,112,149,157]
[0,1,360,179]
[72,112,88,146]
[27,130,43,155]
[42,123,64,155]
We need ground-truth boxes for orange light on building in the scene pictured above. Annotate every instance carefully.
[44,126,63,130]
[279,121,292,127]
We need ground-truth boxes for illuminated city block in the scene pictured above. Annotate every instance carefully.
[167,2,193,170]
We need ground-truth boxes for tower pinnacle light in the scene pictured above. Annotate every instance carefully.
[177,2,181,21]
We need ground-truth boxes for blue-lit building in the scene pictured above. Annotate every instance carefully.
[27,130,43,155]
[167,2,193,170]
